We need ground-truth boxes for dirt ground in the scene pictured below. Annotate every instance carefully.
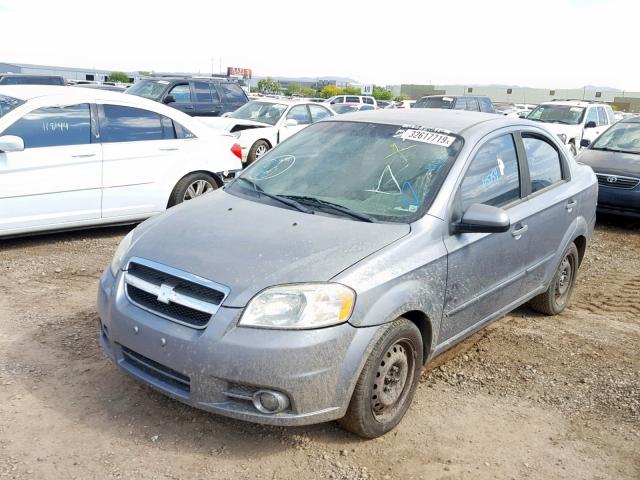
[0,215,638,480]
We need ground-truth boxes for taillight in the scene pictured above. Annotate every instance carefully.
[231,143,242,160]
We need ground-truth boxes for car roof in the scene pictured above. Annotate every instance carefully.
[0,85,164,105]
[248,98,324,106]
[324,109,513,134]
[539,100,604,107]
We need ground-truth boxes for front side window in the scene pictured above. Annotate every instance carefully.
[597,107,608,126]
[219,83,247,102]
[101,105,163,143]
[329,96,344,104]
[522,135,563,193]
[2,104,91,148]
[591,121,640,155]
[229,101,287,126]
[454,98,467,110]
[461,134,520,210]
[478,97,494,113]
[168,84,192,103]
[230,121,463,223]
[584,107,598,126]
[0,94,24,119]
[527,105,585,125]
[286,105,311,125]
[466,97,479,111]
[309,104,332,122]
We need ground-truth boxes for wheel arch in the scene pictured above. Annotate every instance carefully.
[573,234,587,266]
[166,170,224,208]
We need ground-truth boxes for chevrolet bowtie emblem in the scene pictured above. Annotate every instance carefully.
[157,283,175,304]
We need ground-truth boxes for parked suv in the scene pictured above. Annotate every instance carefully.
[325,95,377,108]
[99,109,596,438]
[413,95,496,114]
[126,78,249,117]
[526,100,616,155]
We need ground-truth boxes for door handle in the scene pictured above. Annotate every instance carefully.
[183,106,195,110]
[512,224,528,239]
[566,200,577,212]
[159,147,179,151]
[71,153,96,158]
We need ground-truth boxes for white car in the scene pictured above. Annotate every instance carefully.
[0,85,243,237]
[325,95,377,108]
[526,100,616,155]
[199,99,335,165]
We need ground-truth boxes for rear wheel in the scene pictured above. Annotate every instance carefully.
[528,243,579,315]
[247,140,270,166]
[168,173,218,207]
[338,318,422,439]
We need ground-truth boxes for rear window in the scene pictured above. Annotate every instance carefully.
[219,83,247,103]
[414,96,455,109]
[0,95,24,118]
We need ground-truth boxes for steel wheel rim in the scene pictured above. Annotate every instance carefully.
[183,180,214,201]
[371,339,415,423]
[255,144,268,159]
[555,256,573,301]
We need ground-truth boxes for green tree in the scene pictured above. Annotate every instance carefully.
[284,82,302,97]
[320,85,342,98]
[394,95,410,101]
[108,71,130,83]
[300,87,317,98]
[257,77,281,94]
[372,86,393,100]
[343,85,361,95]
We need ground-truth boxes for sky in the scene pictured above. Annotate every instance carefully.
[1,0,638,91]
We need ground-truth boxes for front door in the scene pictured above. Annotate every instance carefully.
[165,83,195,115]
[279,105,311,143]
[441,133,530,343]
[0,103,101,233]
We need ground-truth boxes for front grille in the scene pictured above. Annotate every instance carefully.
[124,258,230,329]
[596,173,640,190]
[126,284,212,327]
[121,345,191,393]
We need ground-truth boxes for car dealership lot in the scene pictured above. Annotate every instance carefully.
[0,218,637,479]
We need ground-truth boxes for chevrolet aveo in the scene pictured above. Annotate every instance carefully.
[98,109,597,438]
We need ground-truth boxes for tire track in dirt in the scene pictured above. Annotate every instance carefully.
[574,273,640,318]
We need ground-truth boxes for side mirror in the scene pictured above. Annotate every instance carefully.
[580,138,590,148]
[584,120,596,129]
[452,203,510,234]
[518,113,528,119]
[163,95,176,104]
[0,135,25,153]
[284,118,298,127]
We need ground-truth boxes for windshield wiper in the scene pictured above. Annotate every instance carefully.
[592,147,640,155]
[234,178,311,214]
[283,195,377,223]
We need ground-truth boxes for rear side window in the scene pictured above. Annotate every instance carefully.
[168,84,192,103]
[363,97,374,105]
[219,83,247,103]
[101,105,164,143]
[309,104,332,122]
[3,104,91,148]
[522,135,563,193]
[454,98,467,110]
[346,96,360,103]
[461,134,520,210]
[161,116,176,139]
[466,97,480,111]
[193,82,214,102]
[478,97,494,113]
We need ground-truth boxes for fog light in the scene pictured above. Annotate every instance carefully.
[252,389,289,414]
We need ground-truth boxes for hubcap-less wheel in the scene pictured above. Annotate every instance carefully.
[371,341,414,423]
[183,179,214,201]
[555,255,574,304]
[255,144,269,159]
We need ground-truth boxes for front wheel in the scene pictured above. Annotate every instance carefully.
[528,243,579,315]
[168,173,218,207]
[338,318,423,439]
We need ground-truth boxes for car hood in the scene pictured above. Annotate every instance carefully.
[197,117,271,132]
[578,149,640,177]
[538,122,581,138]
[126,190,410,307]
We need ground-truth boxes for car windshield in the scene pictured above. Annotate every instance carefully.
[591,121,640,155]
[0,95,24,118]
[125,80,170,100]
[333,105,358,114]
[229,121,463,223]
[527,105,585,125]
[229,101,287,126]
[414,97,455,109]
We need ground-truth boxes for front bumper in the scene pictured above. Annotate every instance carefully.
[597,186,640,218]
[97,269,381,426]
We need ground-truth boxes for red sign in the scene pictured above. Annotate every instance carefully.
[227,67,252,78]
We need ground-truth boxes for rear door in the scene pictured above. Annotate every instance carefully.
[218,83,248,114]
[99,103,183,218]
[0,103,101,233]
[193,81,224,117]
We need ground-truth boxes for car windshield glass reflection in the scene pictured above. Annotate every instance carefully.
[0,95,24,118]
[591,121,640,155]
[230,121,463,223]
[527,105,585,125]
[229,102,287,126]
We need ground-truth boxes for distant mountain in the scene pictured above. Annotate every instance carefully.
[253,75,359,84]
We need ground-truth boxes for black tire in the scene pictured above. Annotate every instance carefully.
[338,318,423,439]
[528,243,579,315]
[246,140,270,166]
[167,172,218,207]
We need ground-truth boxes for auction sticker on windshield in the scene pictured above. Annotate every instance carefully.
[400,129,456,147]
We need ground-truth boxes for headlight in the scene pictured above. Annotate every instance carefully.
[109,230,134,276]
[239,283,355,330]
[557,134,567,143]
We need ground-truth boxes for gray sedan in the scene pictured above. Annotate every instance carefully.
[98,110,597,438]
